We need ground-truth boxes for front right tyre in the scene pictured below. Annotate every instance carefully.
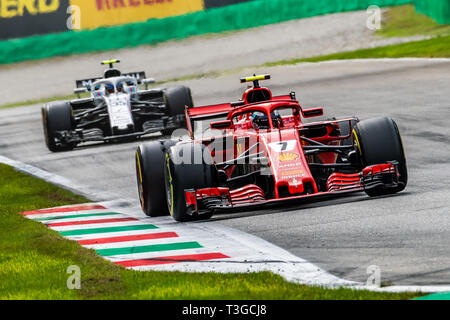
[136,140,177,217]
[42,101,76,152]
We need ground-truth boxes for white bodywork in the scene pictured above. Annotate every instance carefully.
[89,76,138,131]
[104,93,134,130]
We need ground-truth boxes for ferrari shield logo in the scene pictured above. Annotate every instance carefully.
[278,152,299,162]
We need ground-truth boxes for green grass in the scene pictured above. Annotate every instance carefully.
[0,93,89,110]
[262,34,450,67]
[0,163,423,300]
[259,4,450,66]
[378,4,450,38]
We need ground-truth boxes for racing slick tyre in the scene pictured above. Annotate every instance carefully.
[353,117,407,197]
[164,143,217,222]
[136,140,177,217]
[42,102,76,152]
[161,86,193,136]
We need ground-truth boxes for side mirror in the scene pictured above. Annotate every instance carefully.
[302,108,324,118]
[210,120,233,130]
[74,87,88,98]
[141,78,156,89]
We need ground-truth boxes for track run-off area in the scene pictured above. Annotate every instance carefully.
[1,59,450,291]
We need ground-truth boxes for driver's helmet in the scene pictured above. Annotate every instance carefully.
[93,83,105,98]
[251,110,283,129]
[271,110,283,128]
[116,81,124,93]
[105,83,115,95]
[251,111,269,129]
[125,80,137,94]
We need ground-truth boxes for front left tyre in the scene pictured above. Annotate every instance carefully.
[352,117,407,197]
[164,143,217,222]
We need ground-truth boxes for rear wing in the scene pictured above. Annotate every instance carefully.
[185,103,232,139]
[188,94,295,120]
[75,71,147,88]
[188,103,233,120]
[75,77,102,88]
[123,71,146,81]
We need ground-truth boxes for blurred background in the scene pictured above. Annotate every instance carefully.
[0,0,449,107]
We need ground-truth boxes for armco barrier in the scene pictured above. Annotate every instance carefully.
[0,0,413,65]
[414,0,450,24]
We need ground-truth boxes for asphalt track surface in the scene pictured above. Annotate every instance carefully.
[1,59,449,286]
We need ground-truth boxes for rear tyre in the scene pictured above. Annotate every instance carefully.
[136,140,177,217]
[161,86,193,136]
[164,143,216,222]
[42,102,76,152]
[353,117,407,197]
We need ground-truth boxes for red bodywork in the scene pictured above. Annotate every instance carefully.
[182,85,399,213]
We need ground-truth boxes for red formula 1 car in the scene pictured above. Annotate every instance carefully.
[135,75,407,222]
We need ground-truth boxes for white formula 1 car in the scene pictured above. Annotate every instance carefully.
[42,59,193,151]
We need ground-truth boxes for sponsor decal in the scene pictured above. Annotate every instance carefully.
[71,0,203,30]
[283,174,303,179]
[0,0,248,39]
[279,163,300,169]
[106,94,134,130]
[278,152,298,162]
[281,169,303,177]
[95,0,174,11]
[122,71,146,80]
[0,0,60,18]
[75,78,102,88]
[0,0,69,40]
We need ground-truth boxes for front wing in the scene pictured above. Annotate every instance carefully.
[184,163,400,215]
[55,114,185,145]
